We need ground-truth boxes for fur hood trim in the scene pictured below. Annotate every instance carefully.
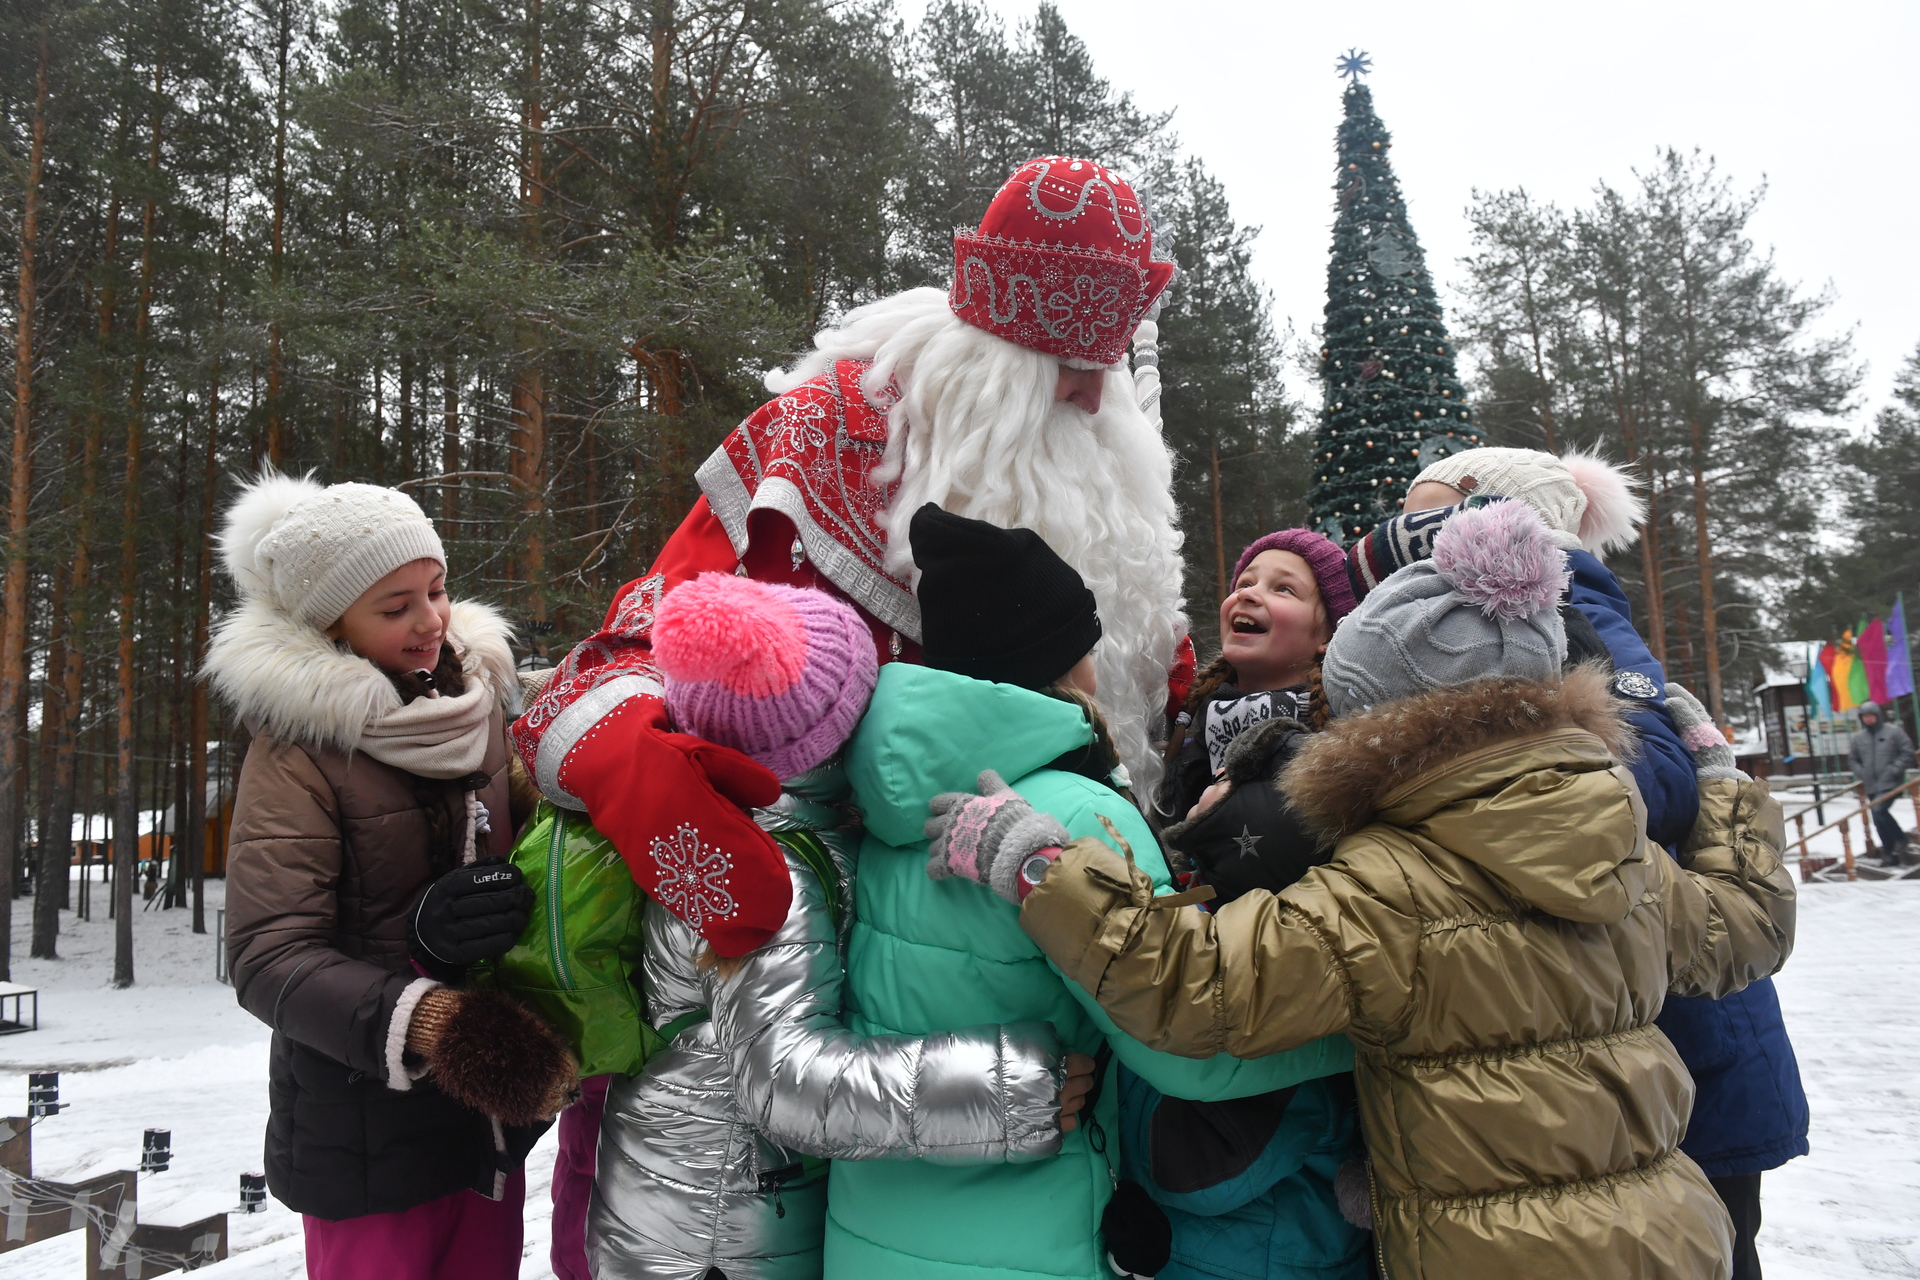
[1281,665,1630,841]
[203,598,518,753]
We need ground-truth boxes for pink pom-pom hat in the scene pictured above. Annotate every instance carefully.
[1430,501,1571,622]
[652,573,879,781]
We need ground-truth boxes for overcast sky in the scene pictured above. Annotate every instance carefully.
[950,0,1920,419]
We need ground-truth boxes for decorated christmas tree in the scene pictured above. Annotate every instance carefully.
[1307,52,1479,542]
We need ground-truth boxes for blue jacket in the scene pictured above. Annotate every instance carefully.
[1565,550,1698,847]
[1565,549,1810,1177]
[1117,1068,1370,1280]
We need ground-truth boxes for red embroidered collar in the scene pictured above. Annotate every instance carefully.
[695,360,921,639]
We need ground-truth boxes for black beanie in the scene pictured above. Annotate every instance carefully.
[910,503,1101,690]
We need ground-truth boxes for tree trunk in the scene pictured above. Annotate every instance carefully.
[1519,270,1558,453]
[509,370,547,625]
[189,181,231,935]
[33,435,71,952]
[511,0,548,629]
[441,358,460,526]
[633,347,685,563]
[46,271,114,933]
[164,413,189,909]
[1688,419,1725,725]
[115,53,166,988]
[266,0,290,465]
[400,355,415,483]
[1637,457,1668,667]
[1208,438,1227,611]
[0,25,51,978]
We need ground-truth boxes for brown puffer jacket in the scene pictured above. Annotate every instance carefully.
[1019,668,1794,1280]
[217,599,537,1221]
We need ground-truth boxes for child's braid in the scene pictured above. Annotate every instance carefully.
[1305,666,1331,731]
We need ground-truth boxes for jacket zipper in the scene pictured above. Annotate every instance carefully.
[1369,1157,1386,1278]
[546,811,573,990]
[757,1161,806,1218]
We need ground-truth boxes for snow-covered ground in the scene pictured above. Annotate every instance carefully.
[0,869,1914,1278]
[0,877,562,1280]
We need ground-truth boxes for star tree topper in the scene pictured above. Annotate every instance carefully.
[1337,48,1372,81]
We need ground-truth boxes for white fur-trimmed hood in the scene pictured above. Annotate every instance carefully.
[203,598,518,753]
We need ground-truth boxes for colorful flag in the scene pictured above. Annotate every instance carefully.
[1848,619,1873,708]
[1860,617,1890,704]
[1889,596,1915,700]
[1806,643,1834,719]
[1826,635,1855,712]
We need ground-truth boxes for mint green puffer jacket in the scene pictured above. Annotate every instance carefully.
[827,665,1353,1280]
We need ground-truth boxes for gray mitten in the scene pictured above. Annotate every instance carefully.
[1664,683,1743,780]
[925,769,1071,904]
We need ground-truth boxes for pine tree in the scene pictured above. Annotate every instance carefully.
[1155,158,1303,646]
[1308,59,1477,541]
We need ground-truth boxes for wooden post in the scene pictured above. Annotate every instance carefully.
[1793,810,1807,878]
[1839,811,1855,881]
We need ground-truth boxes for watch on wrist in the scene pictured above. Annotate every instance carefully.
[1019,851,1057,889]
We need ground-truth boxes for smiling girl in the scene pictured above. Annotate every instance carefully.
[209,474,574,1280]
[1158,529,1357,883]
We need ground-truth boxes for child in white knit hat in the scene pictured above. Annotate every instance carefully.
[207,472,573,1280]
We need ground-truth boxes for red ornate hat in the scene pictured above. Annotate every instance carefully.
[950,156,1176,368]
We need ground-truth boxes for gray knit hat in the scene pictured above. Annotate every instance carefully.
[218,472,447,628]
[1321,501,1570,717]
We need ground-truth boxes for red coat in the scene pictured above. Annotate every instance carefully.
[511,361,920,954]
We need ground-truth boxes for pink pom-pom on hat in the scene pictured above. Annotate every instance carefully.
[1429,501,1570,622]
[653,573,878,781]
[652,574,810,697]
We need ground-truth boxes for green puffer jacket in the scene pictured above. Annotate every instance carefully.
[827,665,1353,1280]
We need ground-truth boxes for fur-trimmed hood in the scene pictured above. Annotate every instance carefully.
[1282,665,1632,844]
[203,598,518,754]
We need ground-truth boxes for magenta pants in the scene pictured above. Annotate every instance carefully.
[549,1074,611,1280]
[303,1170,525,1280]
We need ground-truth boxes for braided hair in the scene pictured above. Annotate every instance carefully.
[1164,651,1331,767]
[1042,685,1132,805]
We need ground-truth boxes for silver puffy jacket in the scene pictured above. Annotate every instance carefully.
[589,765,1067,1280]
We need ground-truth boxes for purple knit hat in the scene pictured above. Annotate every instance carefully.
[1231,529,1358,623]
[652,573,878,781]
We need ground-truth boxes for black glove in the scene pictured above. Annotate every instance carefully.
[1102,1178,1172,1278]
[408,857,534,977]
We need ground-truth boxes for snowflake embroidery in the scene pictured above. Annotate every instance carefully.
[649,823,737,929]
[772,396,832,453]
[1042,274,1124,349]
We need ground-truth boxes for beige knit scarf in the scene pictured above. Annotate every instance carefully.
[359,683,496,864]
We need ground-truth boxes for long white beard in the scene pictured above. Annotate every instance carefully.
[770,289,1189,798]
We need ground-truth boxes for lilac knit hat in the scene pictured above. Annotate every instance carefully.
[652,573,878,781]
[1232,529,1358,623]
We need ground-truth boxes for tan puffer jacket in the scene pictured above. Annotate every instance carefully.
[1019,668,1794,1280]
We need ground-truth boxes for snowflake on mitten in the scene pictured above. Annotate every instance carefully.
[649,823,737,930]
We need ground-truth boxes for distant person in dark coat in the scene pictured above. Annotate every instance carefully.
[1851,701,1917,862]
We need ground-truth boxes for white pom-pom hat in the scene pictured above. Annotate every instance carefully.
[1411,446,1645,556]
[217,470,446,629]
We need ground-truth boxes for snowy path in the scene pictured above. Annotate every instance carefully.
[1761,883,1920,1278]
[0,875,1914,1277]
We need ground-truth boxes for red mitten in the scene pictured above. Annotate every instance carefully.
[1166,634,1198,722]
[560,698,791,956]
